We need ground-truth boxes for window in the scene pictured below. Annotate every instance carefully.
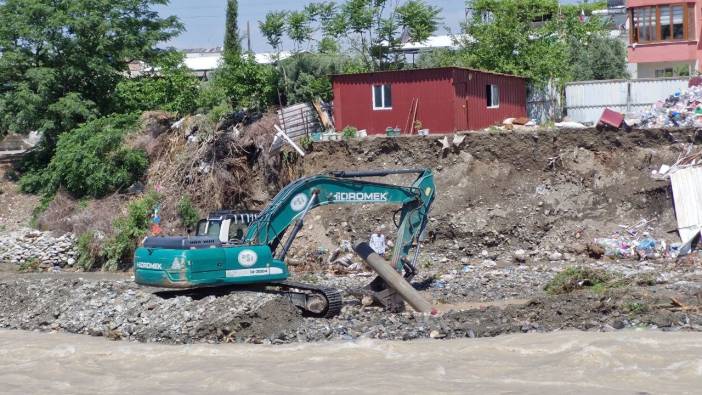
[486,84,499,108]
[372,84,392,110]
[655,68,674,78]
[630,4,695,43]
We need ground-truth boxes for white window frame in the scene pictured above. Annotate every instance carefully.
[372,84,392,110]
[487,84,500,108]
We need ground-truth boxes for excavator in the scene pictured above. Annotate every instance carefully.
[134,168,435,317]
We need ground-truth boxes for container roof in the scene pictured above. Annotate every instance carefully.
[331,66,526,80]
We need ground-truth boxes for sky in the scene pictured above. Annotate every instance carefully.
[156,0,583,52]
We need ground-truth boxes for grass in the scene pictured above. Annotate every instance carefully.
[624,301,649,314]
[544,267,618,295]
[18,257,40,272]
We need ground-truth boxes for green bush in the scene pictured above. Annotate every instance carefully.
[113,52,200,115]
[76,231,105,271]
[20,113,149,198]
[544,267,615,295]
[342,126,357,140]
[177,196,200,230]
[29,194,54,228]
[103,191,160,271]
[210,53,277,111]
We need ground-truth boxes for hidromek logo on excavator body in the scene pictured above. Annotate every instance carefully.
[334,192,388,202]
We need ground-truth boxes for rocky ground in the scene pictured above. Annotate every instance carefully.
[0,252,700,344]
[1,127,701,344]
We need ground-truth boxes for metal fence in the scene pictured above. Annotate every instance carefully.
[565,77,689,124]
[527,82,561,124]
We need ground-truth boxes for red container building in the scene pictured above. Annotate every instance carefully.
[331,67,528,134]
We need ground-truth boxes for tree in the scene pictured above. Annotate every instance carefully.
[224,0,242,56]
[0,0,182,146]
[287,11,314,52]
[19,113,148,198]
[262,0,442,70]
[213,53,277,111]
[113,52,200,115]
[395,0,442,43]
[459,0,608,86]
[259,11,287,53]
[569,34,629,81]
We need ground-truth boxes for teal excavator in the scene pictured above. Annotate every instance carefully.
[134,169,435,317]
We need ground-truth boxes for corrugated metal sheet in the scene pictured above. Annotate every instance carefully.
[271,102,321,151]
[670,167,702,245]
[565,78,689,124]
[332,67,527,134]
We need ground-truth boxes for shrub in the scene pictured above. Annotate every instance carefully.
[177,196,200,230]
[20,113,149,198]
[544,267,615,295]
[29,194,54,228]
[113,52,200,115]
[342,126,357,140]
[210,53,277,111]
[76,231,106,271]
[103,191,160,271]
[18,257,40,273]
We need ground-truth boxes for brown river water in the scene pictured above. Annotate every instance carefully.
[1,329,701,394]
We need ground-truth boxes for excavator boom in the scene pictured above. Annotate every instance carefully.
[247,168,435,271]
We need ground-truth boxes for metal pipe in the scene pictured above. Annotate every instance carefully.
[354,242,434,314]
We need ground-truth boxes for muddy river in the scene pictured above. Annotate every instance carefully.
[1,330,701,394]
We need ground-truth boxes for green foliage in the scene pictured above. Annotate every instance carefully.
[103,191,160,271]
[395,0,442,43]
[624,301,649,314]
[259,11,288,51]
[416,48,460,68]
[299,135,313,150]
[212,53,277,111]
[20,114,148,198]
[76,231,104,271]
[263,0,441,70]
[287,11,314,51]
[18,257,41,273]
[279,52,359,104]
[114,52,200,115]
[544,267,615,295]
[0,0,183,152]
[29,194,54,228]
[177,196,200,230]
[342,126,357,139]
[459,0,610,86]
[318,37,340,54]
[569,33,630,81]
[224,0,242,56]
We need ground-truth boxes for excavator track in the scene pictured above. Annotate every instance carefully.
[153,281,342,318]
[275,280,343,318]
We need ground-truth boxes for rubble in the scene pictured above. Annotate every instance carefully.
[0,228,78,269]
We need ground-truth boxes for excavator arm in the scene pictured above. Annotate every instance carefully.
[245,168,435,273]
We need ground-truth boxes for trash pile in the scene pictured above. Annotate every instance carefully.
[637,85,702,128]
[590,219,680,260]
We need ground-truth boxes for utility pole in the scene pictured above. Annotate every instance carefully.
[247,20,252,54]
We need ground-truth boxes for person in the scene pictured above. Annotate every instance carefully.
[369,227,387,256]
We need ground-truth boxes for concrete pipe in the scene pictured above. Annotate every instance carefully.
[354,242,434,314]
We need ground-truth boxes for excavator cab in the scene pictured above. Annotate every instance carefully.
[195,210,259,244]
